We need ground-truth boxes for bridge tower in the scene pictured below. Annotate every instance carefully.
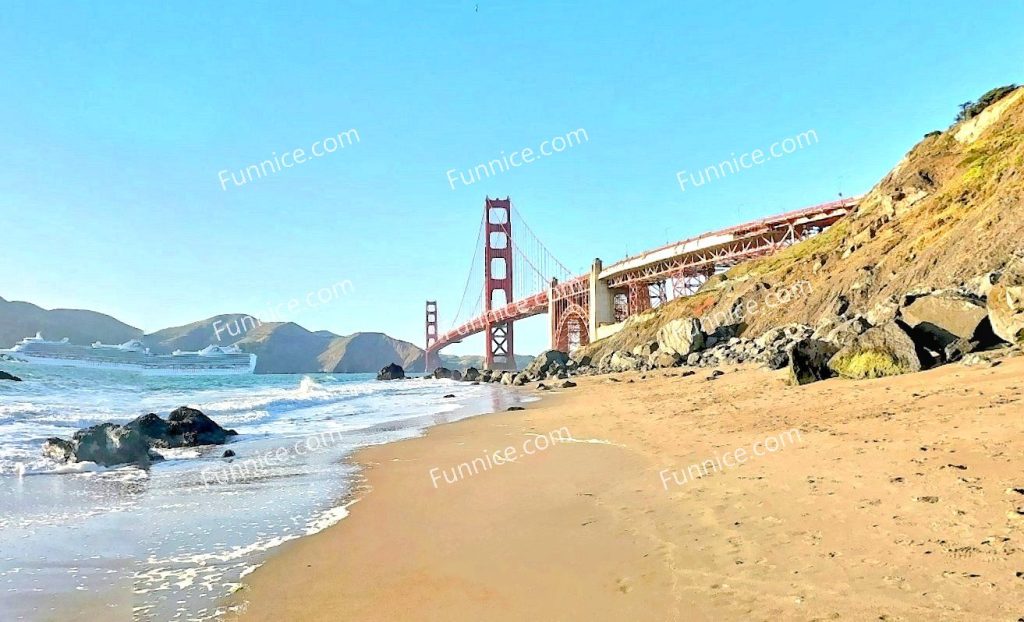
[424,300,438,371]
[484,197,516,371]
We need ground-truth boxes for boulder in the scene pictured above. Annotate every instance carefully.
[376,363,405,380]
[463,367,480,382]
[513,374,528,386]
[866,296,900,326]
[432,367,454,379]
[901,291,996,351]
[559,380,577,388]
[632,341,659,357]
[43,423,154,467]
[989,282,1024,345]
[126,406,238,448]
[988,257,1024,345]
[0,370,22,381]
[828,321,925,379]
[609,351,641,372]
[785,339,840,386]
[499,371,515,385]
[818,316,872,347]
[649,351,681,369]
[520,350,570,380]
[451,370,463,381]
[969,271,1001,298]
[656,318,705,356]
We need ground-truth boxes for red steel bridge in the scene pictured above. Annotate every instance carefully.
[425,196,858,371]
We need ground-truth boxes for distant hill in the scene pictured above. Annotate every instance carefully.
[1,296,533,374]
[318,331,426,373]
[144,314,254,354]
[146,316,428,374]
[0,296,143,348]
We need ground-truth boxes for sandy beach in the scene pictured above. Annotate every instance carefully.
[231,357,1024,621]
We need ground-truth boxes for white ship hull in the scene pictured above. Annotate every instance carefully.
[1,352,257,375]
[2,334,258,375]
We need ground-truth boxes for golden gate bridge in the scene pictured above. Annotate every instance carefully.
[425,196,857,370]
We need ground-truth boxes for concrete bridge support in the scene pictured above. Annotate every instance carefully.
[588,258,615,342]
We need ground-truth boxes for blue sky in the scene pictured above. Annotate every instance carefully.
[2,1,1022,356]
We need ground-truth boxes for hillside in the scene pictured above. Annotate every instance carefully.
[579,85,1024,359]
[0,296,143,348]
[144,314,255,354]
[319,332,426,373]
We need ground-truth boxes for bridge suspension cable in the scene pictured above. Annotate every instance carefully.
[444,200,575,335]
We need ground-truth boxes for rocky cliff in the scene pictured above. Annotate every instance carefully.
[579,85,1024,362]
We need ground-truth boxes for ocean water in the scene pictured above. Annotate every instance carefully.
[0,363,527,621]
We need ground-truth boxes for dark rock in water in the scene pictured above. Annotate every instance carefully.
[126,407,238,449]
[463,367,481,382]
[471,381,480,385]
[43,423,154,467]
[451,370,463,381]
[506,406,525,411]
[786,339,839,385]
[223,449,236,458]
[376,363,405,380]
[0,370,22,381]
[443,393,456,398]
[432,367,454,379]
[44,407,238,467]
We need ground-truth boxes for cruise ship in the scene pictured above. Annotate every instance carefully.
[0,334,257,375]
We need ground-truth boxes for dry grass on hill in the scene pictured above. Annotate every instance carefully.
[581,87,1024,360]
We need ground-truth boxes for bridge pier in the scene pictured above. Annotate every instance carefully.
[424,300,438,371]
[588,258,615,343]
[484,198,517,371]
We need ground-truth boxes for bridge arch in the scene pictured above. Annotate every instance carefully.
[553,303,589,353]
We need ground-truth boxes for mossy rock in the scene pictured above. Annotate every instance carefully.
[828,349,915,379]
[828,321,924,380]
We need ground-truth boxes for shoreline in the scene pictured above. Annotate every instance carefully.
[230,358,1024,621]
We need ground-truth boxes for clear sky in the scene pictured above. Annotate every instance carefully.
[2,1,1022,356]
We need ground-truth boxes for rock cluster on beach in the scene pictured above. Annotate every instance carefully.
[566,282,1019,385]
[42,406,237,467]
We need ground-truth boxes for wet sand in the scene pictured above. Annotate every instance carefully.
[232,357,1024,621]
